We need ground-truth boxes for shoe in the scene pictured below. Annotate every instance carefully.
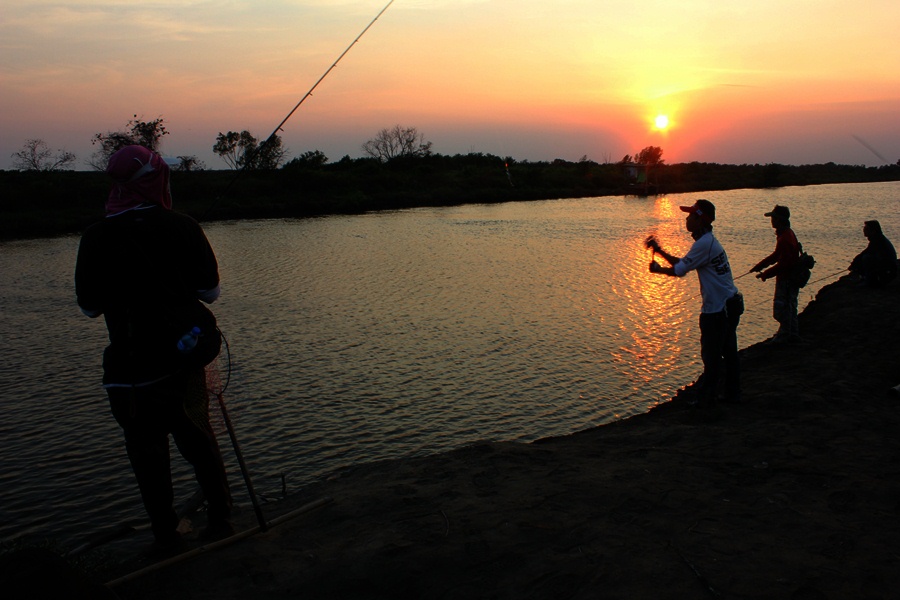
[199,519,235,542]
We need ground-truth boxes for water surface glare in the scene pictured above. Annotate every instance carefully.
[1,182,897,545]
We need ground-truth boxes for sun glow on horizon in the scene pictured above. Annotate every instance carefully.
[1,2,898,169]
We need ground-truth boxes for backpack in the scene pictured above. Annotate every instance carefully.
[792,243,816,288]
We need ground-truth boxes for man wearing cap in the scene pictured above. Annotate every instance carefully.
[751,205,801,343]
[645,199,743,409]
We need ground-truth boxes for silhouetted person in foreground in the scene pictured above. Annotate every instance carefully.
[849,220,897,287]
[751,205,802,343]
[646,199,743,412]
[75,145,233,553]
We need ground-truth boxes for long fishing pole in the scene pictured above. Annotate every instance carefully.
[684,268,849,308]
[266,0,396,153]
[196,4,396,530]
[210,329,267,531]
[804,268,849,288]
[851,135,890,165]
[204,0,396,219]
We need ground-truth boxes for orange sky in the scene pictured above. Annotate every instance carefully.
[3,0,899,170]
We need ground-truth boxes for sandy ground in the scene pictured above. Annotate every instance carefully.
[7,274,900,599]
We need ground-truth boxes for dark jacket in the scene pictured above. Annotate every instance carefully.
[754,227,800,282]
[850,232,898,283]
[75,206,219,385]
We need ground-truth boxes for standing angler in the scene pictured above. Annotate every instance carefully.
[75,145,233,553]
[646,199,744,412]
[751,205,802,343]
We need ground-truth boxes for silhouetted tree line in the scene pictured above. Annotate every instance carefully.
[3,153,899,241]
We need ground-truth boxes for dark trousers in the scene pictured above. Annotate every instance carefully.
[699,307,741,404]
[108,369,232,541]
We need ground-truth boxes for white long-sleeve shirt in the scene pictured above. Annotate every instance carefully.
[673,231,738,314]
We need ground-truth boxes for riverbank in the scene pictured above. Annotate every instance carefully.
[106,273,900,599]
[3,161,899,241]
[8,273,900,599]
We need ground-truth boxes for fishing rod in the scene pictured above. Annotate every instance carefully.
[739,268,849,309]
[804,268,849,288]
[210,330,268,532]
[198,1,396,530]
[665,266,842,308]
[204,0,396,220]
[851,135,890,165]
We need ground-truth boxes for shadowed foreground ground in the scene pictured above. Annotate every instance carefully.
[10,274,900,599]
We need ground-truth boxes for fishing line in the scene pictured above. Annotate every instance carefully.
[203,0,396,220]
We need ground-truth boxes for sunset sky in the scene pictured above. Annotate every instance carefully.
[3,0,899,170]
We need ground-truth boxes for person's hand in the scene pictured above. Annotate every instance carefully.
[755,272,768,281]
[644,236,660,252]
[649,261,662,273]
[750,263,763,273]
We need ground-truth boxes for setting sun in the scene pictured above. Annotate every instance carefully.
[654,114,670,130]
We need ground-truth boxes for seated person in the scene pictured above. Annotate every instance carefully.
[849,220,897,287]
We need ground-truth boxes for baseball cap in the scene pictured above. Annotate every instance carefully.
[679,199,716,224]
[764,205,790,219]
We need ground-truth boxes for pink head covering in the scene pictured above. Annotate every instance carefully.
[105,145,172,215]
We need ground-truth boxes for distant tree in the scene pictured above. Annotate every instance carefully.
[626,146,665,189]
[11,139,76,171]
[89,115,169,170]
[174,155,205,172]
[635,146,664,167]
[213,131,287,170]
[213,131,252,170]
[253,135,288,170]
[361,125,433,162]
[127,117,169,151]
[284,150,328,170]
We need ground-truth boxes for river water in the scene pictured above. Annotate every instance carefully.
[1,181,897,547]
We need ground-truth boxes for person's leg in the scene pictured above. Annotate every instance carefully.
[772,279,790,340]
[699,312,726,406]
[167,369,233,530]
[108,386,179,543]
[787,284,800,339]
[723,308,741,402]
